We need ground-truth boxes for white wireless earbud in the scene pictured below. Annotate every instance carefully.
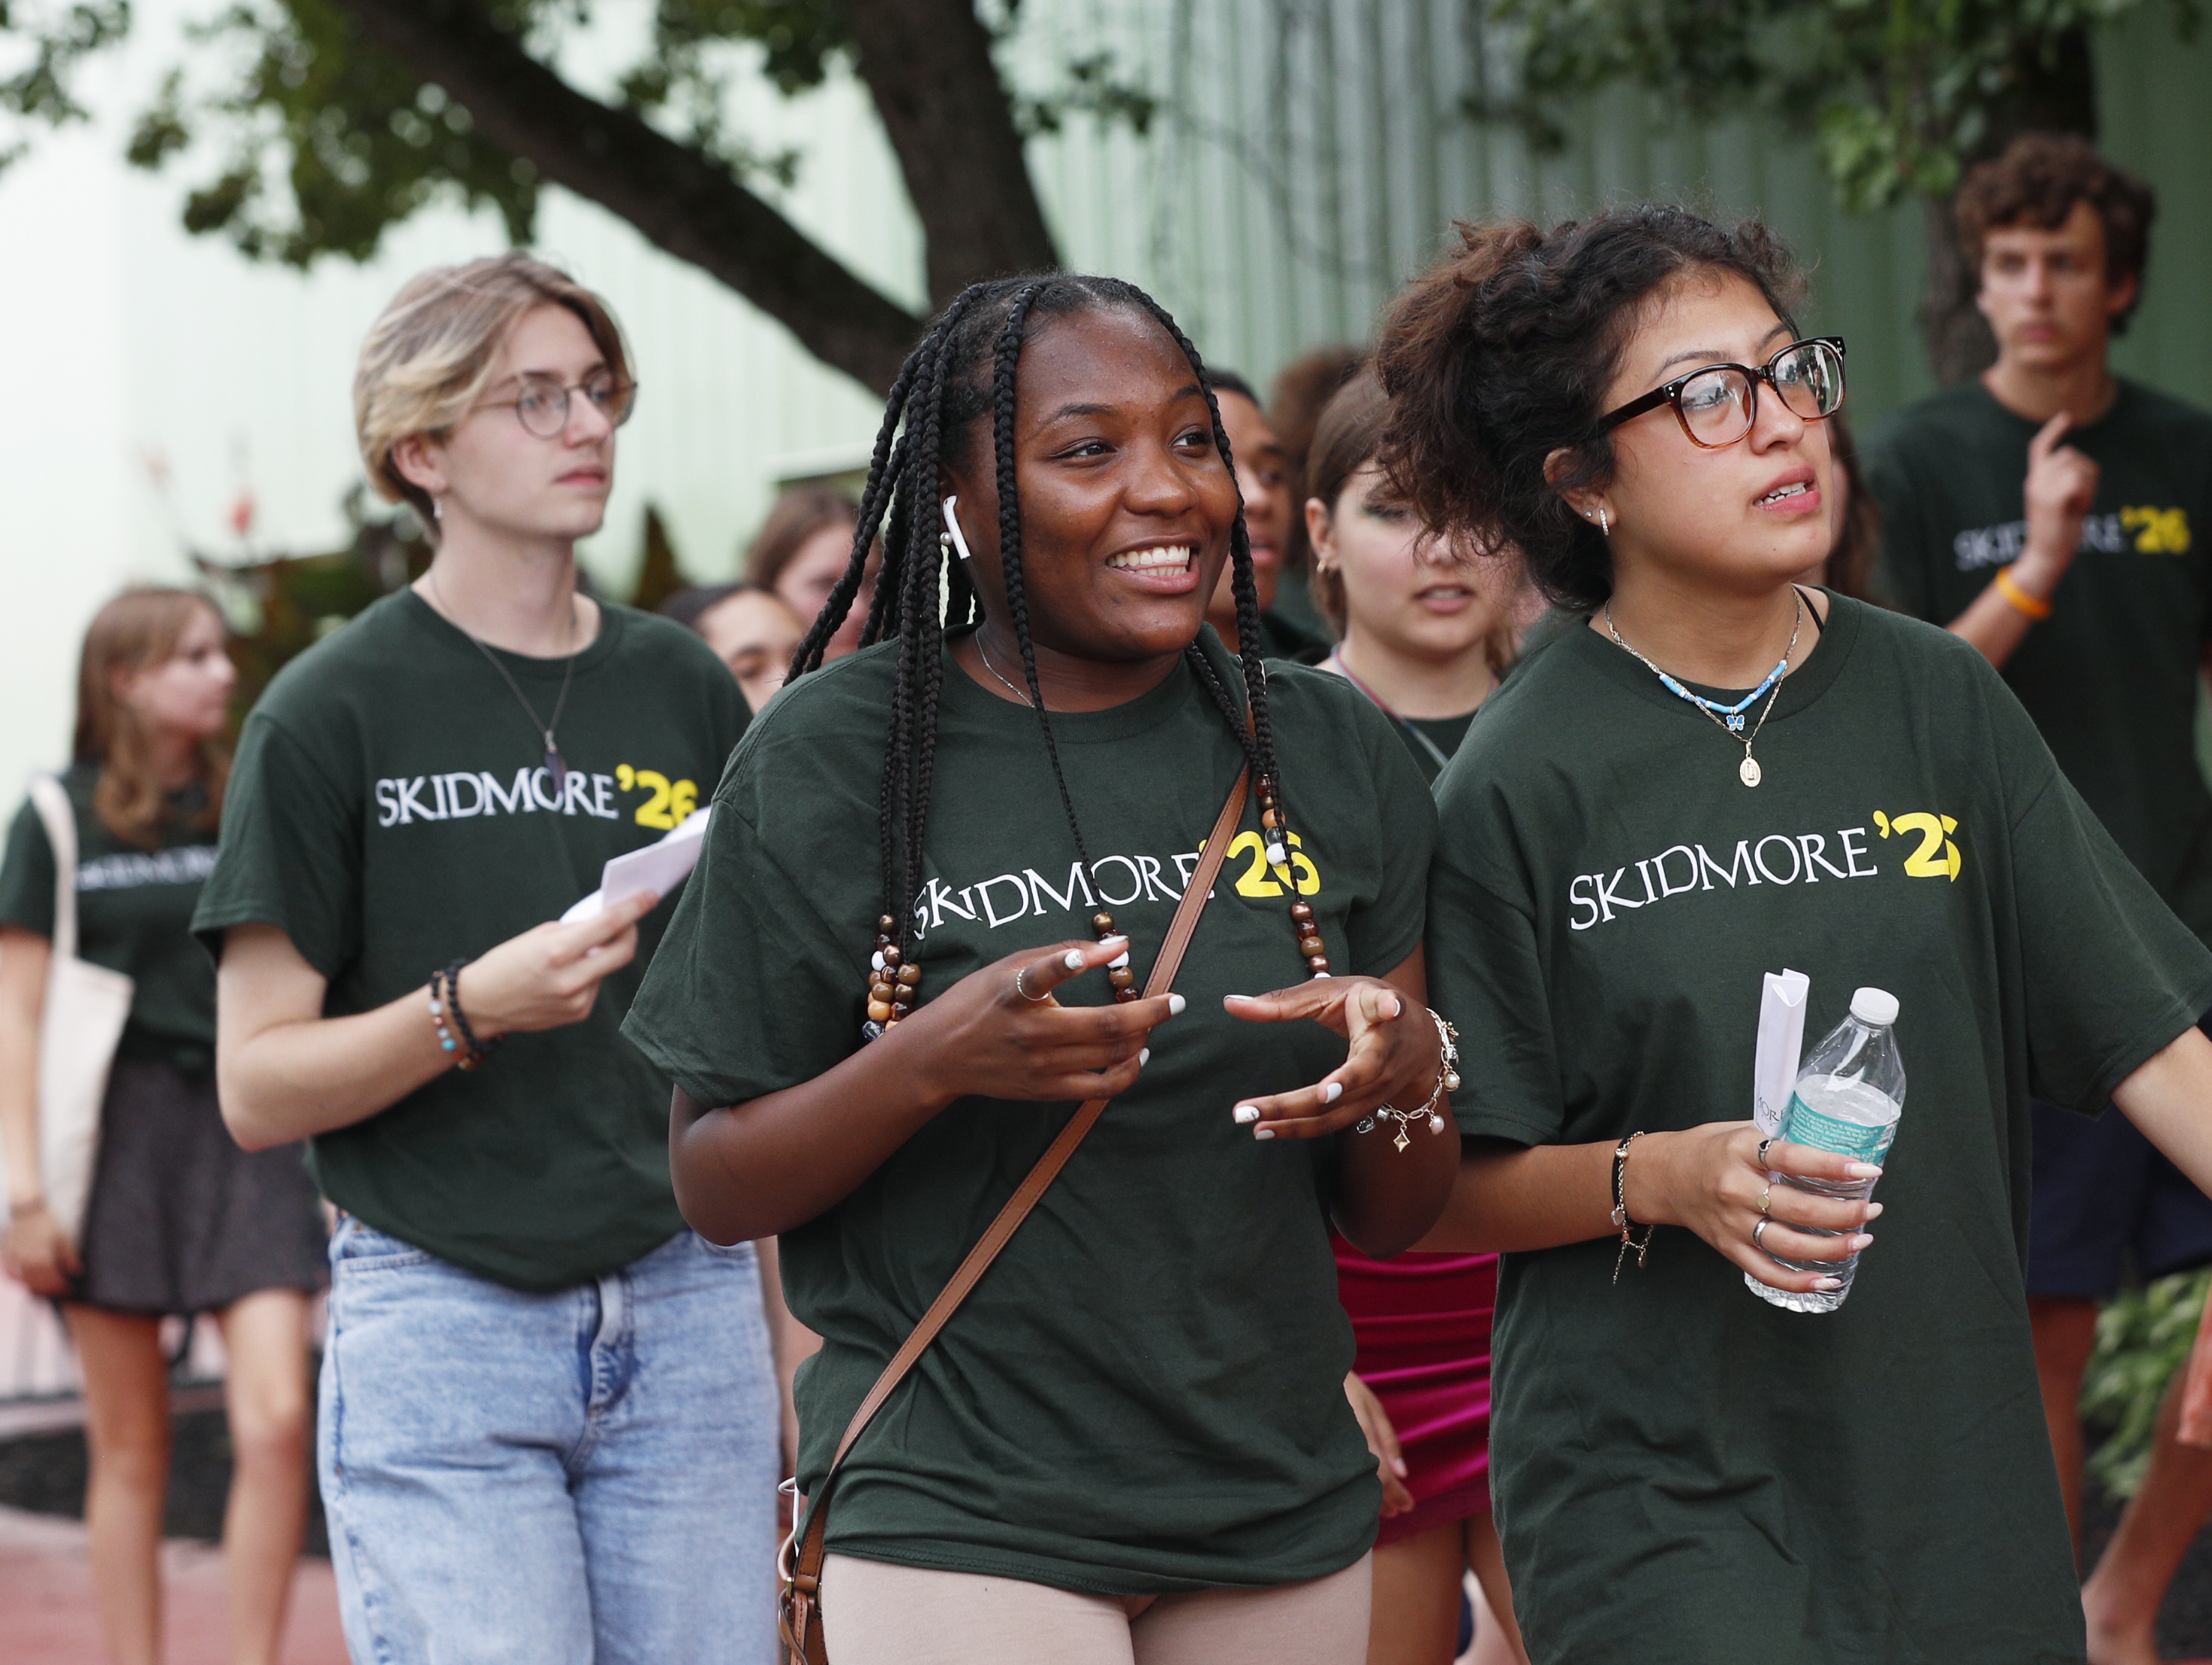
[940,495,974,562]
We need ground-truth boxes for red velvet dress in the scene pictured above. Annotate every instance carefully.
[1333,1232,1499,1546]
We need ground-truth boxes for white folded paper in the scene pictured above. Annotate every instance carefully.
[560,808,711,924]
[1753,968,1810,1135]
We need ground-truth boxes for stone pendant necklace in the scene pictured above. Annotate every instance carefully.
[1603,588,1805,788]
[426,570,580,793]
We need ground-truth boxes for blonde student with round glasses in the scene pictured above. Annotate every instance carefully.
[1379,207,2212,1665]
[192,253,774,1665]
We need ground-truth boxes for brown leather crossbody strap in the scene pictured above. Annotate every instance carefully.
[785,767,1251,1648]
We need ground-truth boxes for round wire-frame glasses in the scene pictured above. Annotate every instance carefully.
[479,373,641,439]
[1597,336,1846,449]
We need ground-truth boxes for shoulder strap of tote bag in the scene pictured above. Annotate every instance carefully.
[780,766,1252,1664]
[26,776,81,963]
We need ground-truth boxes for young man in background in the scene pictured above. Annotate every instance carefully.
[1869,133,2212,1665]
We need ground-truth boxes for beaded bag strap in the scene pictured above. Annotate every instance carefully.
[781,766,1252,1664]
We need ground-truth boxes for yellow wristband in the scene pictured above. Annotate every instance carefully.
[1994,566,2053,621]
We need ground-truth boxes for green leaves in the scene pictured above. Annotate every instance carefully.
[141,0,536,266]
[2083,1268,2211,1498]
[1467,0,2192,209]
[0,0,131,169]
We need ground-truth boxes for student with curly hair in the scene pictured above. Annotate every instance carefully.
[626,272,1461,1663]
[1382,205,2212,1665]
[1866,138,2212,1662]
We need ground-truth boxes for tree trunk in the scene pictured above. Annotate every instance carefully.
[335,0,933,391]
[845,0,1060,305]
[1918,24,2099,385]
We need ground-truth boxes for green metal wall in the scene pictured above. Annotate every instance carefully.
[1016,1,2212,426]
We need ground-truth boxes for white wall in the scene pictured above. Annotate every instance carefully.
[0,0,921,800]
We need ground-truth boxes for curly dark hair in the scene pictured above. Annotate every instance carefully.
[1955,133,2156,333]
[1373,207,1805,613]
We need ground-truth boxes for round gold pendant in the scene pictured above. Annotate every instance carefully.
[1738,754,1763,788]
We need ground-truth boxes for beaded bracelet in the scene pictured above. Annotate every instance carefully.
[428,960,496,1071]
[1355,1009,1461,1152]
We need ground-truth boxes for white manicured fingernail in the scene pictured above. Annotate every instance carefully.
[1864,1203,1884,1219]
[1138,1049,1150,1067]
[1848,1234,1873,1250]
[1323,1082,1342,1105]
[1814,1277,1842,1290]
[1253,1127,1275,1140]
[1167,994,1186,1016]
[1845,1162,1881,1178]
[1064,949,1085,970]
[1233,1104,1260,1125]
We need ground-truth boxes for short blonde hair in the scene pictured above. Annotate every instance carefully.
[354,251,632,528]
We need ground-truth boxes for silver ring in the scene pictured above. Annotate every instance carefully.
[1752,1218,1772,1250]
[1756,1137,1775,1171]
[1013,966,1053,1004]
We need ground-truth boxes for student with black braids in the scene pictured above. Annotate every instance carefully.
[626,274,1460,1663]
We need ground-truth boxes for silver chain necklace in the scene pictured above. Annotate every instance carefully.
[974,635,1037,707]
[1603,588,1805,788]
[425,569,581,793]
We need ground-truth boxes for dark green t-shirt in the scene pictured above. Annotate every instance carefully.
[0,766,219,1071]
[1428,598,2212,1665]
[191,591,747,1291]
[1256,608,1332,665]
[623,631,1435,1595]
[1868,378,2212,945]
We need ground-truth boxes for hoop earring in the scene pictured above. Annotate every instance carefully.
[939,495,973,562]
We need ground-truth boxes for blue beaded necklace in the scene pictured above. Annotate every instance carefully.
[1602,589,1805,787]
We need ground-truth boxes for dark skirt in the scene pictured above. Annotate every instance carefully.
[72,1055,328,1316]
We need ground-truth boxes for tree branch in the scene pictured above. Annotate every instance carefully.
[334,0,922,391]
[845,0,1059,306]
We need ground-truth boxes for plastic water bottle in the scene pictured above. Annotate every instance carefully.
[1746,987,1905,1313]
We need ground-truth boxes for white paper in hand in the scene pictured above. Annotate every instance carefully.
[1753,969,1810,1136]
[560,808,711,924]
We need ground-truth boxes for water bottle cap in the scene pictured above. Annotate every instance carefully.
[1850,986,1900,1027]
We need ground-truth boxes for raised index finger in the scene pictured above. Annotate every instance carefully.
[2030,409,2071,461]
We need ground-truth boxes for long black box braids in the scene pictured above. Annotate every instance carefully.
[785,273,1288,988]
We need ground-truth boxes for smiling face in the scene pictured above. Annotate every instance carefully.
[1566,272,1835,601]
[1310,463,1507,662]
[395,303,619,544]
[946,305,1241,667]
[1207,390,1287,631]
[114,601,235,742]
[1977,199,2137,376]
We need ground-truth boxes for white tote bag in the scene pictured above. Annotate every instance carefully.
[2,777,136,1241]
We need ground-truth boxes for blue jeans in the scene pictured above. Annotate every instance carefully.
[319,1219,779,1665]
